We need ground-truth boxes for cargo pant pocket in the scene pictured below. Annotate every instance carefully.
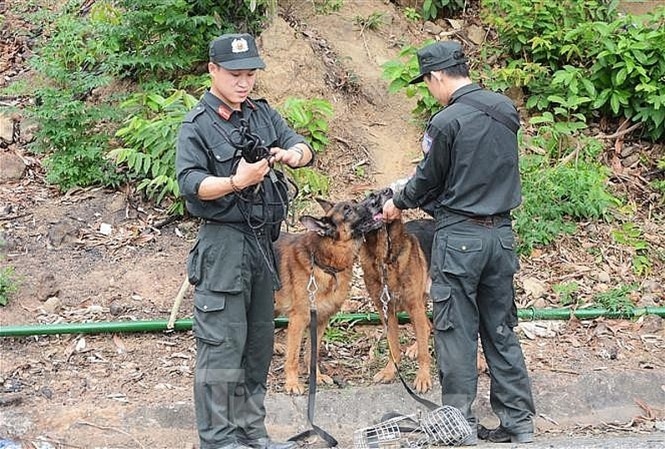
[193,291,227,345]
[431,283,454,331]
[192,226,246,293]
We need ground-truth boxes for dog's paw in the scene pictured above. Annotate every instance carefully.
[405,342,418,359]
[372,366,396,384]
[413,370,432,393]
[284,380,306,395]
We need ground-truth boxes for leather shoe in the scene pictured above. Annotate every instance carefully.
[241,437,297,449]
[478,425,533,443]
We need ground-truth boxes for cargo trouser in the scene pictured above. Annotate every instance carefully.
[429,214,535,435]
[188,223,277,449]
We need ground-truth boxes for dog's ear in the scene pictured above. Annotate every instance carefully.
[300,215,333,237]
[314,197,334,213]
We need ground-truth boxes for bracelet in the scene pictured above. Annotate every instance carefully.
[229,175,242,193]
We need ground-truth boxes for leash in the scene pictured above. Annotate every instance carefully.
[378,224,439,412]
[287,260,339,447]
[357,227,473,447]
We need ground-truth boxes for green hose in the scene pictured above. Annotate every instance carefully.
[1,307,664,337]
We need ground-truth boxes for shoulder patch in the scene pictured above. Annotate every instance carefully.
[421,131,433,155]
[183,105,205,123]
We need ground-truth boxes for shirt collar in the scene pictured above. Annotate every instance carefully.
[203,91,257,121]
[449,83,482,105]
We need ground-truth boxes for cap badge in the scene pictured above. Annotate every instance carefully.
[231,38,249,54]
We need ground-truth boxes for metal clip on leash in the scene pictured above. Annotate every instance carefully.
[307,270,318,312]
[287,259,338,447]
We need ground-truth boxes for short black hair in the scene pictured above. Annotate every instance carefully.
[441,61,469,78]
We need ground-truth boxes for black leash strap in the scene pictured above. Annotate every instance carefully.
[456,96,520,135]
[287,272,338,447]
[392,359,439,411]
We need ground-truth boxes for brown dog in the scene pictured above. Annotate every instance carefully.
[356,188,433,393]
[274,198,365,394]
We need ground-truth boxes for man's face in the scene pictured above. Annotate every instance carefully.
[209,63,257,109]
[424,71,451,106]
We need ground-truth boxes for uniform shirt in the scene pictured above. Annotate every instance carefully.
[176,91,309,224]
[393,83,522,217]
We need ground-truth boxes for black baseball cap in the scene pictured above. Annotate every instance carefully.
[409,40,468,84]
[209,33,266,70]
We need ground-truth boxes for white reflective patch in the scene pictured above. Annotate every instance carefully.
[231,38,249,53]
[422,132,433,154]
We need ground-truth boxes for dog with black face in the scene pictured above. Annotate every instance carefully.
[274,198,365,395]
[356,188,434,393]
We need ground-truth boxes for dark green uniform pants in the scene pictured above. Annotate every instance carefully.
[430,214,535,435]
[188,223,277,449]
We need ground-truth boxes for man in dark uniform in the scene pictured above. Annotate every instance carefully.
[176,33,313,449]
[382,40,536,445]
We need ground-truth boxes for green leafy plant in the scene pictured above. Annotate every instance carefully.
[279,97,334,154]
[403,7,422,22]
[0,266,19,307]
[24,8,125,191]
[650,158,665,198]
[28,87,124,191]
[278,98,333,204]
[109,89,198,214]
[313,0,343,14]
[480,59,549,94]
[382,42,440,121]
[323,323,356,345]
[421,0,466,20]
[481,0,617,65]
[354,12,385,32]
[482,0,665,139]
[514,155,617,254]
[611,222,651,276]
[95,0,274,81]
[21,0,270,197]
[552,281,580,307]
[592,284,637,315]
[283,166,330,199]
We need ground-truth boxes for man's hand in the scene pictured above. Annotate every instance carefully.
[382,198,402,222]
[233,157,270,189]
[269,145,307,168]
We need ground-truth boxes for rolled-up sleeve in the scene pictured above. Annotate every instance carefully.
[176,121,210,201]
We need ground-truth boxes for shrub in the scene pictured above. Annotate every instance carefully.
[381,42,439,122]
[482,0,665,139]
[109,89,199,214]
[514,154,617,254]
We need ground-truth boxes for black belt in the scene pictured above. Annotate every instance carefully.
[203,220,269,238]
[466,214,509,227]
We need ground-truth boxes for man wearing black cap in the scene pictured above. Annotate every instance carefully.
[176,33,313,449]
[382,40,536,445]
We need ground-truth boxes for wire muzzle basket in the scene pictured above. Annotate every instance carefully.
[353,406,471,448]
